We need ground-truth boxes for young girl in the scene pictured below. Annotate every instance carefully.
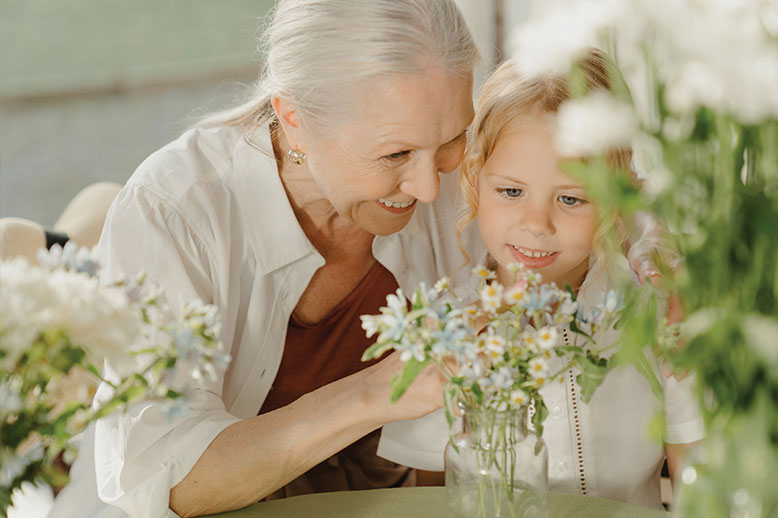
[376,51,704,509]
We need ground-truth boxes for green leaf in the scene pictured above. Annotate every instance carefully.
[612,348,664,400]
[361,340,395,361]
[532,398,548,439]
[0,488,13,517]
[470,382,484,406]
[443,384,461,454]
[389,357,429,403]
[575,354,611,403]
[412,286,424,310]
[120,385,147,403]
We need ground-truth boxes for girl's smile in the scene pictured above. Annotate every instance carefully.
[508,245,559,268]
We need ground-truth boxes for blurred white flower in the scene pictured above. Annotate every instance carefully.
[555,92,637,157]
[559,297,579,318]
[360,315,380,338]
[46,366,97,415]
[511,0,623,78]
[486,334,507,360]
[0,382,22,415]
[7,481,54,518]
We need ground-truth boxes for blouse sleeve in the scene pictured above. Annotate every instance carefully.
[92,183,241,518]
[663,372,705,444]
[377,409,451,472]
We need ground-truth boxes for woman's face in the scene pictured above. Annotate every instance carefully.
[299,67,474,236]
[476,118,597,291]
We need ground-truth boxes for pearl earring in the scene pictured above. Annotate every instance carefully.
[287,148,306,165]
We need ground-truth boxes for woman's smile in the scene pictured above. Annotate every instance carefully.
[376,198,417,213]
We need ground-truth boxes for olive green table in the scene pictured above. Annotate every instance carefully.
[204,487,670,517]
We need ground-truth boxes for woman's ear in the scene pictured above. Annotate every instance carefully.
[272,96,305,152]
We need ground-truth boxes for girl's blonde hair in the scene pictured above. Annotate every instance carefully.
[457,49,633,269]
[197,0,479,137]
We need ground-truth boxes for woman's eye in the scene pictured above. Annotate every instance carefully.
[501,188,523,198]
[559,195,583,206]
[384,150,410,161]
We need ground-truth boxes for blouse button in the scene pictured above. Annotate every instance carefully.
[550,405,563,418]
[557,460,569,473]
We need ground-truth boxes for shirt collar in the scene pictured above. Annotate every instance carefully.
[231,124,322,276]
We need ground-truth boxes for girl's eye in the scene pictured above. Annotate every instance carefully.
[559,195,584,206]
[502,188,523,198]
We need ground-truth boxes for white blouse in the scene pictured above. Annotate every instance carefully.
[377,256,705,510]
[50,124,484,518]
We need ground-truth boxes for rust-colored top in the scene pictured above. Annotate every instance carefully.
[259,261,416,499]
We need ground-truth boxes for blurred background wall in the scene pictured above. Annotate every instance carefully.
[0,0,525,227]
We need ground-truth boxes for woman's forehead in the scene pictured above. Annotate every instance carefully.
[342,69,474,151]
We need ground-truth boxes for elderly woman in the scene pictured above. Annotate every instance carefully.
[50,1,663,517]
[52,1,481,517]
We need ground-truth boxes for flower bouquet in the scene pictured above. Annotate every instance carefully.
[362,264,622,518]
[510,0,778,515]
[0,244,229,516]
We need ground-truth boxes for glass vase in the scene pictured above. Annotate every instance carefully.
[445,404,548,518]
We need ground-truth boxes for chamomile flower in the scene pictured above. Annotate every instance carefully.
[524,333,541,354]
[537,327,559,351]
[504,285,527,305]
[528,357,549,379]
[473,267,497,280]
[434,277,451,293]
[510,388,529,407]
[480,282,504,313]
[486,334,507,360]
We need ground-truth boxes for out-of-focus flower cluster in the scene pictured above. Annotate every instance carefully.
[511,0,778,156]
[362,263,622,436]
[0,243,229,504]
[511,1,778,515]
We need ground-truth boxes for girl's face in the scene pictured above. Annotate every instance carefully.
[476,118,596,291]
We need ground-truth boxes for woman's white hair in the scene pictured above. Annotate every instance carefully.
[198,0,479,134]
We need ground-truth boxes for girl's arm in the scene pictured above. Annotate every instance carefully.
[665,441,701,486]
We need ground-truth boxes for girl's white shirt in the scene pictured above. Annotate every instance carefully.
[49,124,484,518]
[377,254,705,510]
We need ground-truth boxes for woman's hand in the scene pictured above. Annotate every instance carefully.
[362,351,447,423]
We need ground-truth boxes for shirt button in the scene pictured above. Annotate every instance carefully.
[550,405,563,418]
[557,461,569,473]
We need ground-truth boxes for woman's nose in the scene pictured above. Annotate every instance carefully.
[399,161,440,203]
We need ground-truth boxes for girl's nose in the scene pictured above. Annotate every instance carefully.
[517,205,555,237]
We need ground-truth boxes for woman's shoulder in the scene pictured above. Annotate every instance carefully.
[112,125,275,247]
[124,124,277,219]
[128,125,245,193]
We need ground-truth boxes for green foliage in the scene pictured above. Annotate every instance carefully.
[574,74,778,514]
[390,357,429,403]
[574,353,610,403]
